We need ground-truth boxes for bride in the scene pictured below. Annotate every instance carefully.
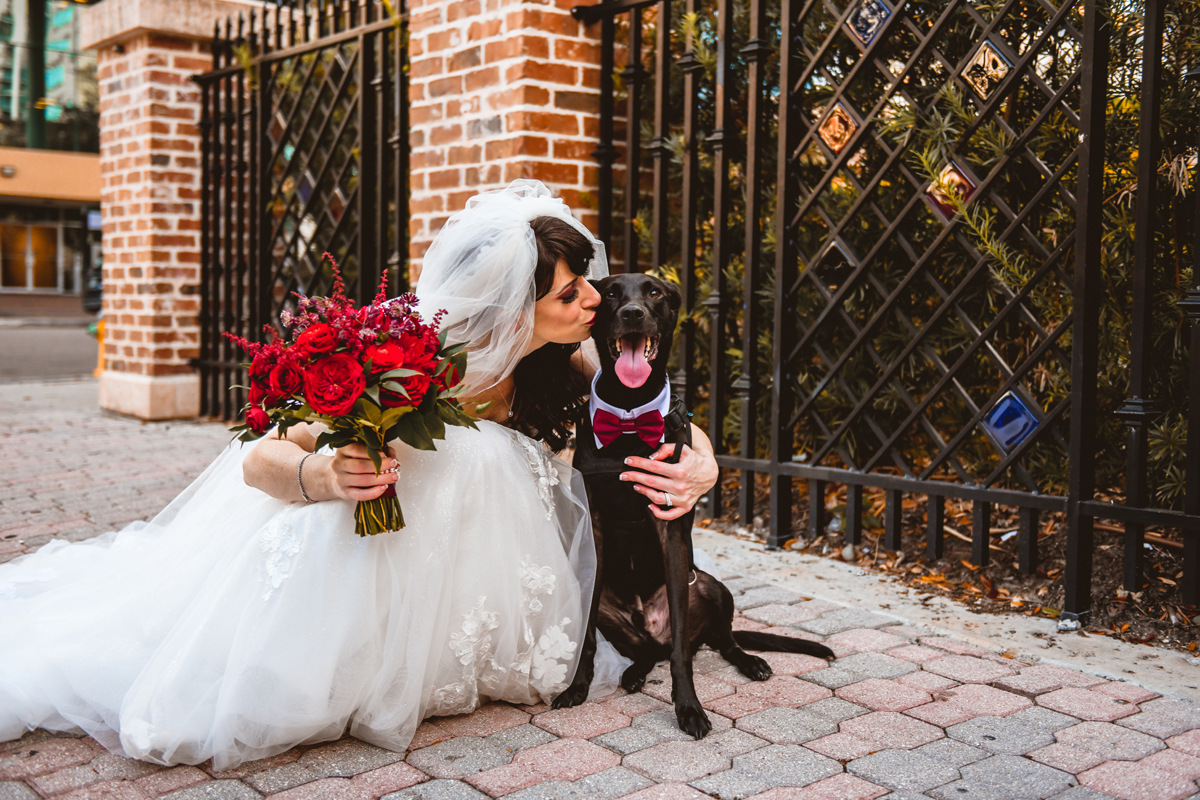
[0,180,719,770]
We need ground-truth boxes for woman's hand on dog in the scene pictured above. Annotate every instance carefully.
[620,426,719,520]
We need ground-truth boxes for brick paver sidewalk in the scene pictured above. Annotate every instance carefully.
[2,380,1198,800]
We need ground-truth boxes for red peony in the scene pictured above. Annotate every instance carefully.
[245,406,271,433]
[269,362,304,400]
[303,352,366,416]
[294,323,338,361]
[377,332,438,408]
[363,340,407,373]
[382,372,432,409]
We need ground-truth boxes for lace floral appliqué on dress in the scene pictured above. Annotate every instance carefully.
[516,434,560,520]
[256,512,306,600]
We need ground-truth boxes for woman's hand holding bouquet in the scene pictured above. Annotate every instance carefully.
[226,253,480,536]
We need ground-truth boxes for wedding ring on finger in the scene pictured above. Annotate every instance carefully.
[663,492,674,508]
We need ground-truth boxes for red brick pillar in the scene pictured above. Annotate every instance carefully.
[406,0,603,278]
[81,0,259,420]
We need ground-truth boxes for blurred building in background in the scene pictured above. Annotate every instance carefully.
[0,0,99,318]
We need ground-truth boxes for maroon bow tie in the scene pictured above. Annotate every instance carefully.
[593,408,665,449]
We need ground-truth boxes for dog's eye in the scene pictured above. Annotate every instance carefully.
[649,289,661,298]
[605,290,617,299]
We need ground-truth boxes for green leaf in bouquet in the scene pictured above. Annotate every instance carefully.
[380,405,413,430]
[438,342,467,358]
[317,421,362,451]
[379,367,423,379]
[438,328,449,350]
[358,397,384,427]
[454,405,482,429]
[364,438,384,474]
[434,400,475,430]
[380,380,410,399]
[364,383,382,407]
[418,387,438,414]
[424,407,446,440]
[394,412,437,451]
[276,416,305,440]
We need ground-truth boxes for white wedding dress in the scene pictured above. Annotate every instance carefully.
[0,421,624,770]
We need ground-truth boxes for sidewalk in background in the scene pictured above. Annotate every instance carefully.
[2,380,1198,800]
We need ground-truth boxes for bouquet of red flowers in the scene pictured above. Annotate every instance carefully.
[226,253,479,537]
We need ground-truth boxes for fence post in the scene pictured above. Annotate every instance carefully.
[1112,0,1168,593]
[1062,0,1111,625]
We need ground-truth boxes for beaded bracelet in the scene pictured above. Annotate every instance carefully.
[297,452,317,504]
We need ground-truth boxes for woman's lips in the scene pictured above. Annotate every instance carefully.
[586,313,597,326]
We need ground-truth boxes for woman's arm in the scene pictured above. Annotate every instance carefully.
[242,422,399,503]
[620,423,720,521]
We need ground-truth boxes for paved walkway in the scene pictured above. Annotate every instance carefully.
[2,380,1198,800]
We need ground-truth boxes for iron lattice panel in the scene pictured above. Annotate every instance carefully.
[780,0,1085,495]
[265,42,362,318]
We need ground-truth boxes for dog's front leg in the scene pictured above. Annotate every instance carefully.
[552,507,604,708]
[658,517,711,738]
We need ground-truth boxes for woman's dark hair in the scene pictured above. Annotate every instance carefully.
[510,216,594,451]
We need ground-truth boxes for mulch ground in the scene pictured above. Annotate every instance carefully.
[706,478,1198,656]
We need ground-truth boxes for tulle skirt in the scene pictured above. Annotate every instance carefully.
[0,421,624,770]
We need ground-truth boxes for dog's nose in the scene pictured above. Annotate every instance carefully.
[619,304,645,322]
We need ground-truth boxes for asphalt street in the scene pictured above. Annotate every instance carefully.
[0,326,98,382]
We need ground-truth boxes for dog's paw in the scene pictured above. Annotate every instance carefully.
[675,703,712,739]
[551,683,589,709]
[620,670,648,693]
[738,654,772,682]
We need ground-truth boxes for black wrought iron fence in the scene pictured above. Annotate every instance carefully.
[574,0,1200,621]
[193,0,410,421]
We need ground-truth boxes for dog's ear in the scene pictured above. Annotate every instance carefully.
[662,279,682,313]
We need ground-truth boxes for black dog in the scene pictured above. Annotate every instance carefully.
[552,273,834,738]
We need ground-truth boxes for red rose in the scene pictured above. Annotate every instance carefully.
[382,372,432,409]
[248,380,267,407]
[246,406,270,433]
[303,352,366,416]
[294,323,338,361]
[363,340,407,373]
[269,362,304,399]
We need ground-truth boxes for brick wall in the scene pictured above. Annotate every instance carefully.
[94,34,208,418]
[407,0,602,275]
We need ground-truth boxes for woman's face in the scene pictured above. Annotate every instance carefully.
[528,259,600,353]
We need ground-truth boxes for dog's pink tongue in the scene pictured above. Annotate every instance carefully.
[615,335,652,388]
